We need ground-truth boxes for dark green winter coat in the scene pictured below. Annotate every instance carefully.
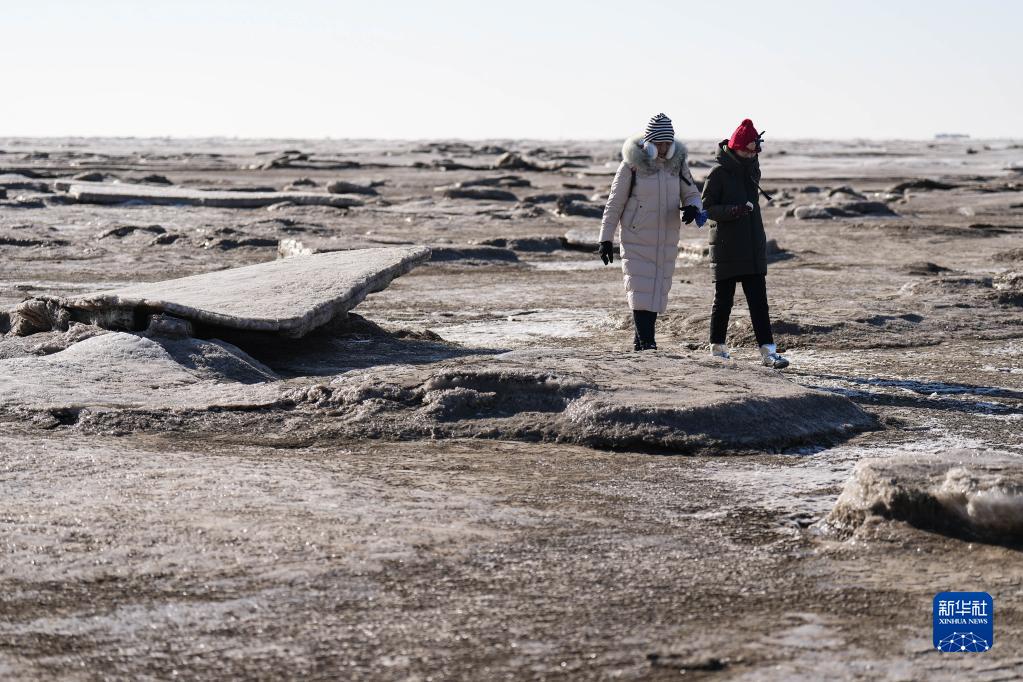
[701,140,767,281]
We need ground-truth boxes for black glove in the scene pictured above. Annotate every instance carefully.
[725,203,754,220]
[598,240,614,265]
[681,205,700,225]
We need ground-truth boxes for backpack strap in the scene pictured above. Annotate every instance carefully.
[626,164,638,200]
[676,152,694,186]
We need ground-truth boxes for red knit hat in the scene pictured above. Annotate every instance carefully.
[728,119,759,152]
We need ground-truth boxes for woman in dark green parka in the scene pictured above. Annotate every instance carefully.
[701,118,788,369]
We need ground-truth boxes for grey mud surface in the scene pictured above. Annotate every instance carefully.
[1,138,1022,680]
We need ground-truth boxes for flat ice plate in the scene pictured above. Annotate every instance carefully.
[57,181,363,208]
[49,247,431,337]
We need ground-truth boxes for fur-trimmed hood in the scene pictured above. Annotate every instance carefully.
[622,133,688,175]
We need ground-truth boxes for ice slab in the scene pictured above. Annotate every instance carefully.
[822,450,1023,545]
[42,247,430,337]
[54,181,364,209]
[277,237,517,264]
[0,333,280,411]
[0,342,876,455]
[287,349,877,454]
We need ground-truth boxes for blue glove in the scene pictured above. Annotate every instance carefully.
[695,210,709,228]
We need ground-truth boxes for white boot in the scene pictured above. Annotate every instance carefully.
[710,343,730,359]
[759,343,789,369]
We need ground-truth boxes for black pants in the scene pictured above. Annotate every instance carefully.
[633,310,657,349]
[710,274,773,346]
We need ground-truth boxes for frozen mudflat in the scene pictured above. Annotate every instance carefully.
[0,337,873,455]
[1,137,1023,679]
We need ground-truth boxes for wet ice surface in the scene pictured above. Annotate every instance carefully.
[786,346,1023,450]
[3,138,1023,679]
[432,308,596,346]
[524,258,607,271]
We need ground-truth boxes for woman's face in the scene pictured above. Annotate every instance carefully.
[655,141,672,158]
[734,142,759,159]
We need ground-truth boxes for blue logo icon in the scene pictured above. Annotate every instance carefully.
[933,592,993,653]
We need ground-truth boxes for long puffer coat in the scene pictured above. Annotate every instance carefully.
[599,134,702,313]
[701,140,768,282]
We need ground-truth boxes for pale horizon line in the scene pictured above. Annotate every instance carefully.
[1,135,1019,144]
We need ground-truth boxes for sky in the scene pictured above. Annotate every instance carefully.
[2,0,1019,140]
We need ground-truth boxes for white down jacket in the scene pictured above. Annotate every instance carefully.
[599,134,702,313]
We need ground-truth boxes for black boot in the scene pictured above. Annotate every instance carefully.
[632,310,658,351]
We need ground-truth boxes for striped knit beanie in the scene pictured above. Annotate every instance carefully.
[643,113,674,143]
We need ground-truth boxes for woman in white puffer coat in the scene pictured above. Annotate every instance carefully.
[598,113,703,350]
